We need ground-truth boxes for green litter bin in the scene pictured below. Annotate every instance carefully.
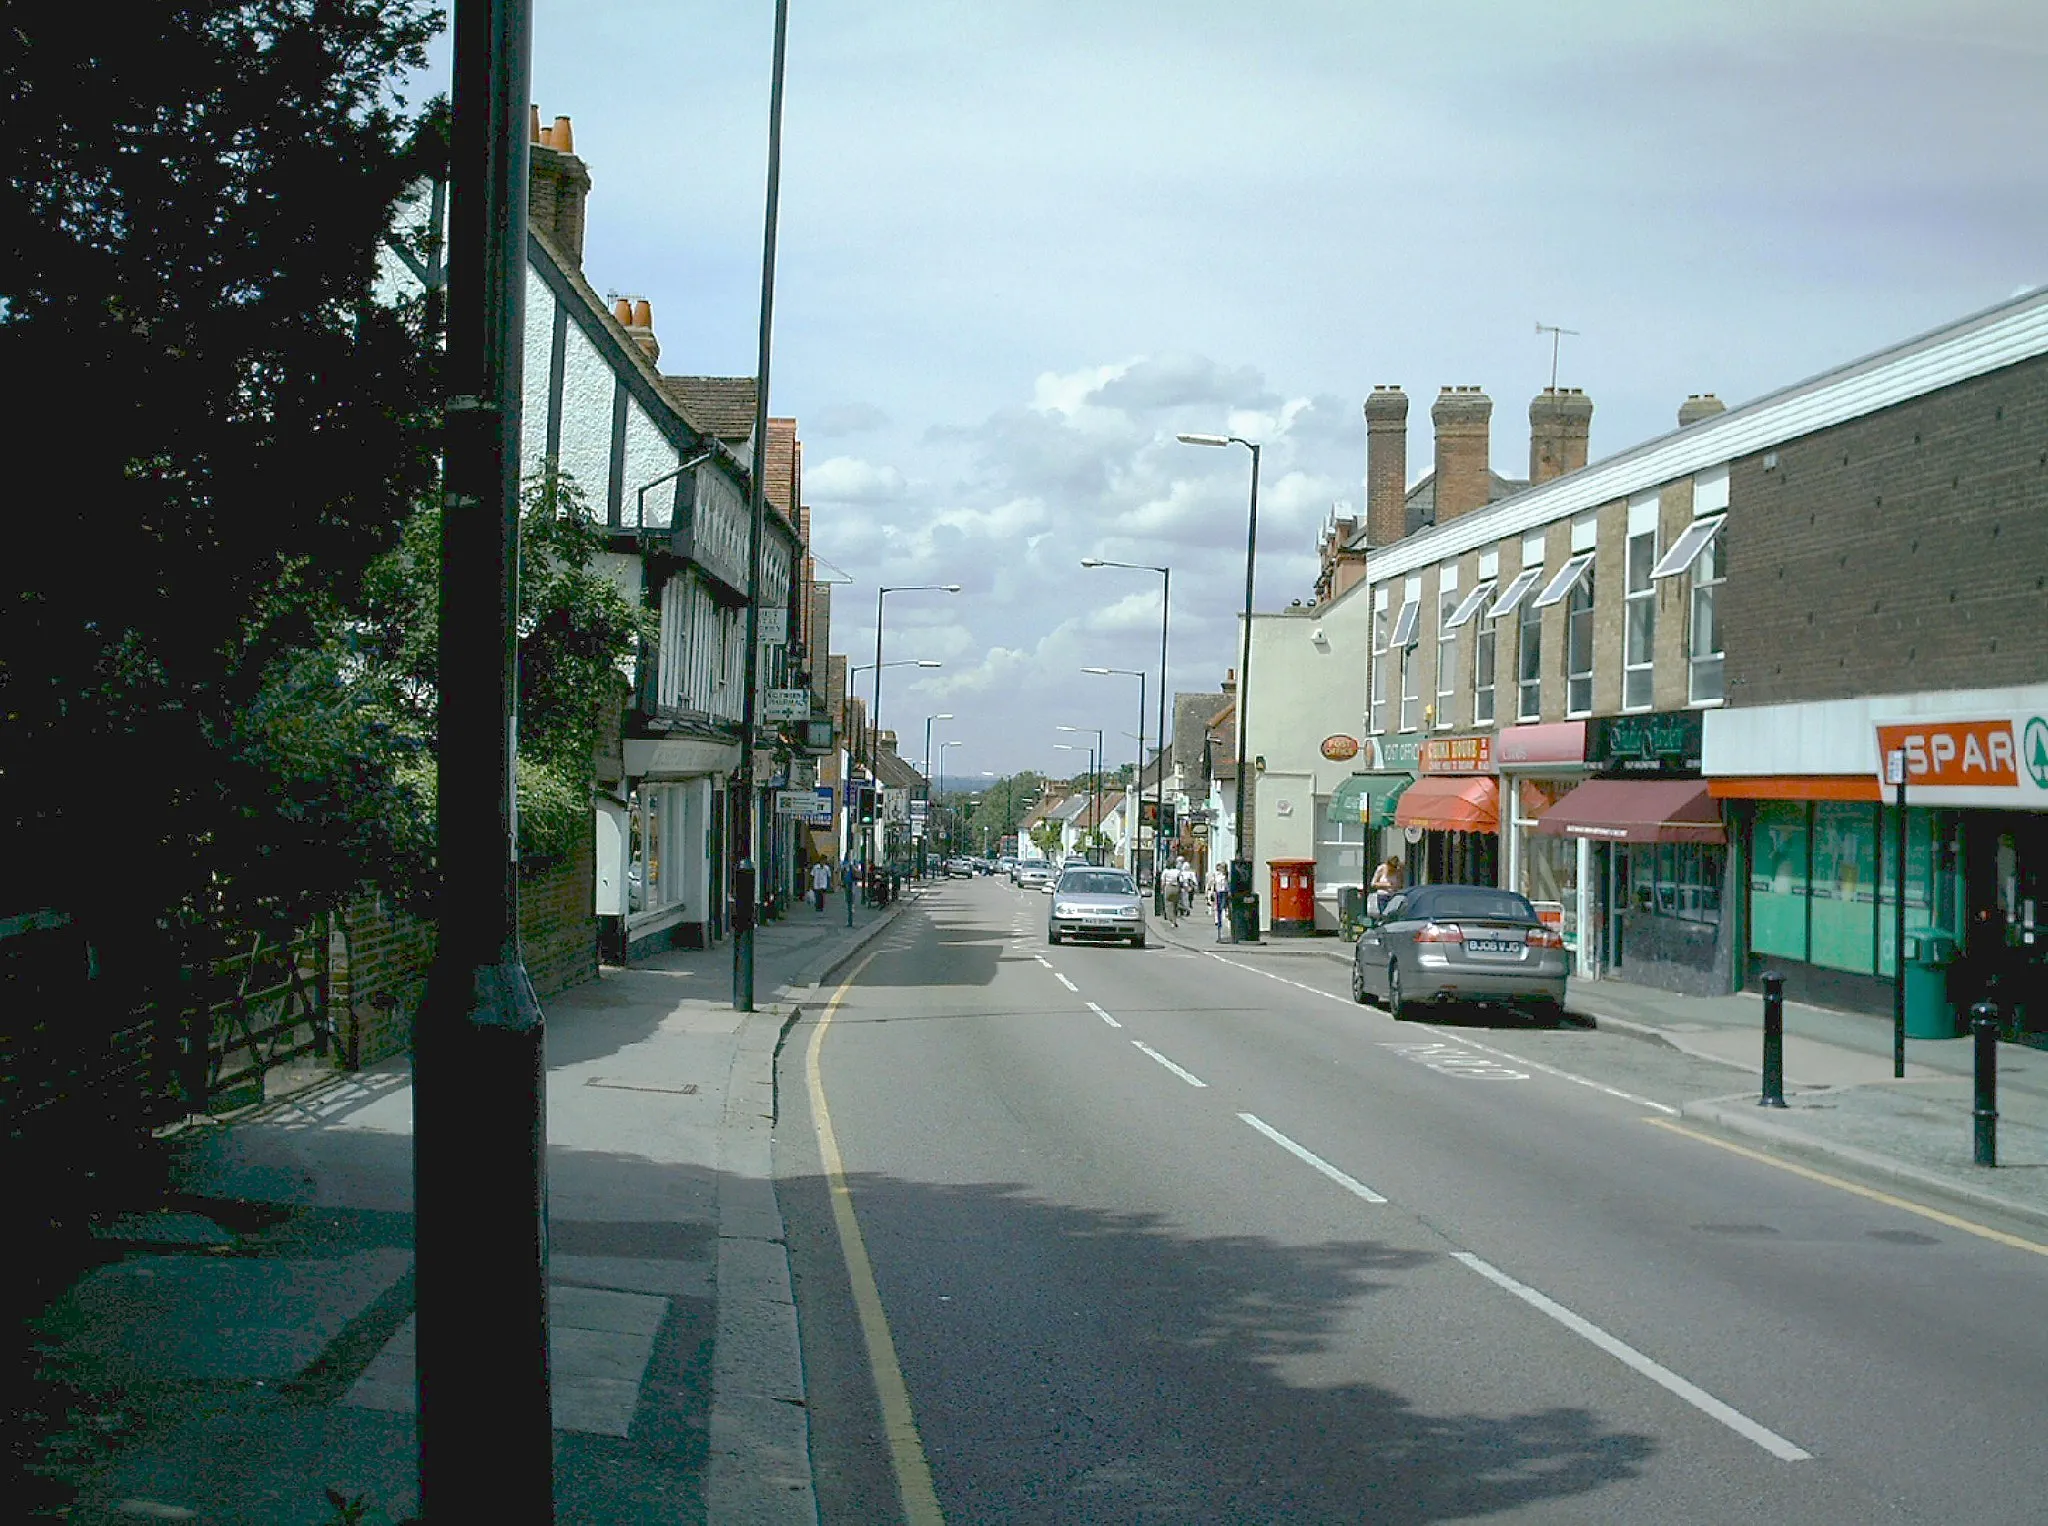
[1903,932,1960,1039]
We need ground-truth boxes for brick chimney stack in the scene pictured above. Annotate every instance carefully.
[613,297,659,364]
[528,107,592,265]
[1528,386,1593,484]
[1678,393,1726,428]
[1362,386,1408,547]
[1431,386,1494,524]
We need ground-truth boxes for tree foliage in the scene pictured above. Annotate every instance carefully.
[0,2,446,943]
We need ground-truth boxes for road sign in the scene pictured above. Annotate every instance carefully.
[764,687,810,723]
[1189,820,1209,838]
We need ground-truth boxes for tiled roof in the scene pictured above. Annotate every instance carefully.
[660,375,758,441]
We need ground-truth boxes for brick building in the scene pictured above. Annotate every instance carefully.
[1320,288,2048,1008]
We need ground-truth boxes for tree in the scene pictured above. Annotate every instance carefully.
[1,3,446,947]
[965,772,1043,848]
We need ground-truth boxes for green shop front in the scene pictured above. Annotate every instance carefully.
[1322,734,1419,932]
[1706,692,2048,1033]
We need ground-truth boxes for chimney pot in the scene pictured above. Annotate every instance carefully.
[1363,385,1409,549]
[1678,392,1727,428]
[528,108,592,265]
[614,298,633,326]
[529,104,542,143]
[551,116,575,154]
[632,298,651,329]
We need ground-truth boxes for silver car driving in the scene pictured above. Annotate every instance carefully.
[1017,860,1057,892]
[1350,884,1567,1019]
[1047,867,1148,948]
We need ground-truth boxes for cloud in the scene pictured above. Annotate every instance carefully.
[807,455,909,502]
[808,401,892,436]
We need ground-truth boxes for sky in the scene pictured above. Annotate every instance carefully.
[417,1,2048,785]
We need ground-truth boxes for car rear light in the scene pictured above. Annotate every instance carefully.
[1415,921,1464,944]
[1526,927,1565,949]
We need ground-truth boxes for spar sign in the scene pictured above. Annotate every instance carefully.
[1874,714,2048,808]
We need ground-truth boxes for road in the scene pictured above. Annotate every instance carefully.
[775,877,2048,1523]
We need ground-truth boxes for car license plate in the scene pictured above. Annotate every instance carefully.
[1466,939,1520,954]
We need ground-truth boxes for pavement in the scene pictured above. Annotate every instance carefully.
[26,887,914,1526]
[1149,913,2048,1236]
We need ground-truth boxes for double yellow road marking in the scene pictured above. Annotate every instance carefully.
[806,951,946,1525]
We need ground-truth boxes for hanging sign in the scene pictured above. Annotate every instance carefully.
[764,687,811,723]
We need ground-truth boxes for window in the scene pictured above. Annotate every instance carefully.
[1652,515,1724,580]
[1400,642,1421,731]
[1368,597,1389,734]
[1517,584,1542,721]
[1628,842,1724,924]
[1316,802,1367,897]
[1532,551,1595,609]
[1623,525,1657,710]
[1444,580,1495,630]
[1473,614,1496,724]
[1565,567,1595,716]
[1688,523,1726,705]
[1486,566,1543,622]
[1389,598,1420,650]
[1435,583,1458,728]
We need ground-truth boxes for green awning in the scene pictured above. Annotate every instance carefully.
[1328,774,1413,828]
[1370,775,1414,829]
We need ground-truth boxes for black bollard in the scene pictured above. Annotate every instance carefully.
[1760,971,1787,1108]
[1972,1000,1999,1168]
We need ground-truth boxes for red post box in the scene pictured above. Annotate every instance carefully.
[1268,858,1317,937]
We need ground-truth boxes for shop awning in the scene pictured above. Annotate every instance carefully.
[1370,776,1414,830]
[1530,777,1724,843]
[1394,775,1499,834]
[1328,774,1414,829]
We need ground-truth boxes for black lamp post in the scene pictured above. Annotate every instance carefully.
[1081,558,1171,912]
[1082,666,1146,877]
[1178,431,1261,942]
[869,585,959,877]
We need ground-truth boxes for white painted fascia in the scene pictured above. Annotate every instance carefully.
[1362,288,2048,591]
[1703,682,2048,776]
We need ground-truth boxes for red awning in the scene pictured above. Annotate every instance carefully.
[1530,778,1724,844]
[1394,775,1500,834]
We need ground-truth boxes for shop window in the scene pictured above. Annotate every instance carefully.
[1369,601,1389,734]
[1810,800,1878,973]
[1435,585,1458,728]
[1629,842,1725,923]
[1750,800,1810,960]
[1473,618,1497,725]
[1517,589,1542,721]
[1624,527,1657,711]
[1316,805,1368,898]
[1688,525,1725,706]
[1565,570,1595,717]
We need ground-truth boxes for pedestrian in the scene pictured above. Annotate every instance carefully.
[1208,862,1228,940]
[1370,854,1404,917]
[811,857,831,912]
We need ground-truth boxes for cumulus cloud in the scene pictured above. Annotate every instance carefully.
[809,401,892,436]
[808,349,1363,774]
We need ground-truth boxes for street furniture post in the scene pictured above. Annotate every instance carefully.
[1972,1000,1999,1167]
[1891,751,1908,1079]
[1760,970,1787,1108]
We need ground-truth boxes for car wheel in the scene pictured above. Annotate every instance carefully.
[1387,962,1410,1021]
[1132,933,1146,949]
[1349,960,1368,1005]
[1048,928,1061,945]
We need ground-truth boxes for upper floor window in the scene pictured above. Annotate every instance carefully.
[1687,524,1726,704]
[1435,581,1458,728]
[1624,521,1658,711]
[1566,570,1595,717]
[1368,596,1389,734]
[1473,614,1496,725]
[1517,587,1543,721]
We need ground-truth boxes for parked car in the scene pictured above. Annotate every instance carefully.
[1047,867,1147,948]
[944,857,975,879]
[1017,861,1057,892]
[1349,884,1567,1019]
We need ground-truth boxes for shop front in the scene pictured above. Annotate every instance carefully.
[1497,721,1595,975]
[1396,734,1499,888]
[1706,691,2048,1027]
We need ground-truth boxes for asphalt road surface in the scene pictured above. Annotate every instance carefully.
[776,877,2048,1524]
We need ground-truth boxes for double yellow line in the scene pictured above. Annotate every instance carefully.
[806,951,946,1524]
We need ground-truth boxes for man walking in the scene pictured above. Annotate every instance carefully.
[811,857,831,912]
[1208,862,1228,941]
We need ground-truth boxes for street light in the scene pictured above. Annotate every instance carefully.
[846,659,941,881]
[1081,556,1171,913]
[919,712,953,876]
[937,738,964,856]
[1083,667,1146,875]
[871,584,961,880]
[1177,431,1261,942]
[1055,728,1104,863]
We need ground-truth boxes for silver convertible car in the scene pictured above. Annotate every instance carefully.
[1350,884,1567,1019]
[1047,867,1148,948]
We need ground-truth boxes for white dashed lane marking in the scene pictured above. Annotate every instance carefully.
[1086,1002,1122,1028]
[1053,972,1078,992]
[1131,1041,1206,1087]
[1237,1112,1387,1203]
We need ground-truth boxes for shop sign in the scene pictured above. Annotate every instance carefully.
[1360,735,1424,771]
[1419,735,1494,775]
[1496,721,1589,768]
[1321,733,1361,761]
[774,788,817,816]
[1591,710,1703,776]
[763,687,811,723]
[1873,718,2019,792]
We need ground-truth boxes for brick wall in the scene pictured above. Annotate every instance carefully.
[1725,354,2048,707]
[328,832,597,1068]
